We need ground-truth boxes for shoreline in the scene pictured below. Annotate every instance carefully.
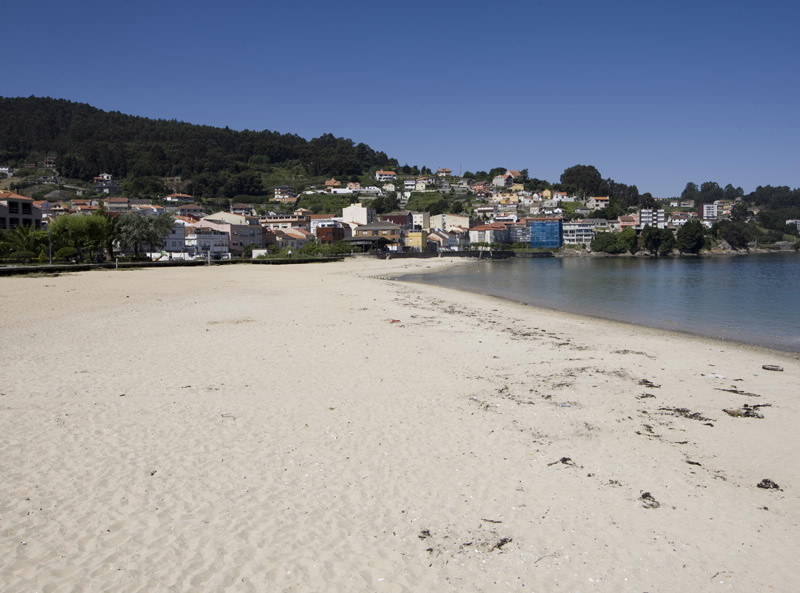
[389,259,800,358]
[557,247,799,258]
[2,259,798,593]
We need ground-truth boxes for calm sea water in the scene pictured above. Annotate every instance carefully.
[401,253,800,352]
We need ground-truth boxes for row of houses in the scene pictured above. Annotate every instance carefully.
[0,190,684,256]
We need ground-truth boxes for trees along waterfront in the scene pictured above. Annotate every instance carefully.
[675,220,706,254]
[0,211,175,262]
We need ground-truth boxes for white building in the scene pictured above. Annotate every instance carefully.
[563,219,609,245]
[586,196,610,210]
[186,226,230,258]
[638,208,667,229]
[430,213,470,231]
[492,174,512,188]
[309,216,346,235]
[668,212,692,228]
[468,224,510,245]
[702,203,718,221]
[162,221,188,252]
[411,211,430,231]
[341,202,375,226]
[375,170,397,182]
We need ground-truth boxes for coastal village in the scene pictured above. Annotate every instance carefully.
[2,163,782,262]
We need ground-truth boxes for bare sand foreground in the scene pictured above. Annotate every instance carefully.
[1,258,798,593]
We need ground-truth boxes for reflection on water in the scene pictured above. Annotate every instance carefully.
[401,254,800,352]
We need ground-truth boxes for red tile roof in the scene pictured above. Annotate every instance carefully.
[0,191,33,201]
[469,223,508,231]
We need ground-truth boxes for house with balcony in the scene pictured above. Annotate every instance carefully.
[200,212,266,255]
[261,213,310,230]
[563,219,606,245]
[185,225,230,259]
[638,208,667,229]
[668,211,693,228]
[468,223,510,245]
[586,196,610,210]
[702,203,718,222]
[375,170,397,182]
[0,191,43,229]
[354,221,402,242]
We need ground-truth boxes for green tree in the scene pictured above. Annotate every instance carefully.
[48,213,111,261]
[370,194,400,214]
[618,228,638,254]
[117,212,174,258]
[640,226,662,255]
[681,182,699,202]
[676,220,705,254]
[3,224,46,254]
[730,202,748,222]
[723,184,744,200]
[699,181,724,204]
[560,165,602,197]
[54,246,79,261]
[590,232,625,254]
[638,193,658,209]
[123,176,168,198]
[658,229,676,255]
[714,220,750,250]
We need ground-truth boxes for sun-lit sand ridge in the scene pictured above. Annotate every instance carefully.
[1,258,798,592]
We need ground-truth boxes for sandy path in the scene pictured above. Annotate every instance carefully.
[1,258,798,592]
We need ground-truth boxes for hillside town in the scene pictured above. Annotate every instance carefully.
[2,163,778,262]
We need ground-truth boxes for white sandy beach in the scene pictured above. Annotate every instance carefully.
[1,257,798,593]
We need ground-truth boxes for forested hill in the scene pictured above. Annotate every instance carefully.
[0,96,398,196]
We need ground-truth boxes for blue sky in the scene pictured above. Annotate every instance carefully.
[2,0,798,195]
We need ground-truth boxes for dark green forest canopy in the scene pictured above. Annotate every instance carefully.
[0,96,397,194]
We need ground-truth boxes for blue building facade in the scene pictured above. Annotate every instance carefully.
[508,224,531,244]
[529,219,563,248]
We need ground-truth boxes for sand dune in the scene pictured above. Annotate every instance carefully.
[1,258,798,592]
